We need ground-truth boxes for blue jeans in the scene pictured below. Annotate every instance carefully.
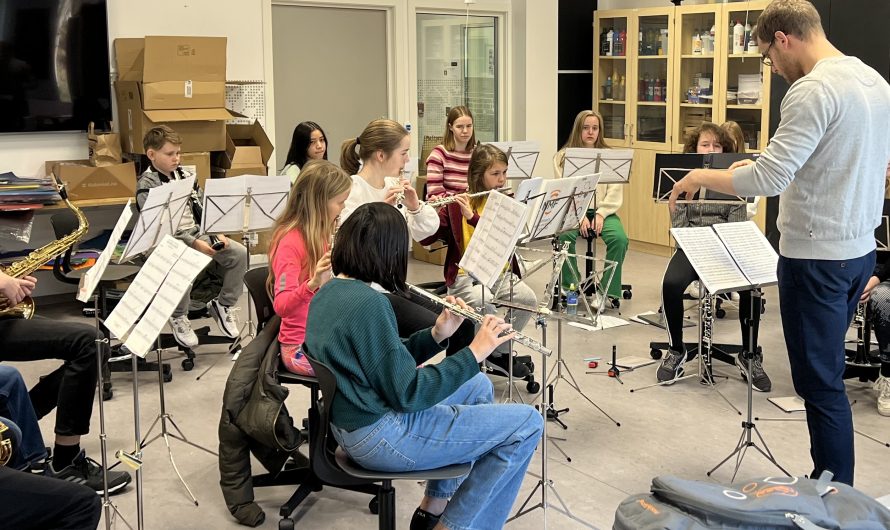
[777,252,874,486]
[332,373,543,530]
[0,365,47,469]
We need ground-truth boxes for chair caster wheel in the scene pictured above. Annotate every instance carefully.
[369,497,379,514]
[526,381,541,393]
[650,348,662,360]
[716,308,726,319]
[279,518,294,530]
[610,298,621,309]
[623,290,632,300]
[162,365,173,383]
[182,358,194,371]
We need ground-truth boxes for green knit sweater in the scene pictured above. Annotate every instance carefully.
[304,278,480,431]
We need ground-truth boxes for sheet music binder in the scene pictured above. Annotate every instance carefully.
[653,153,759,204]
[670,221,778,295]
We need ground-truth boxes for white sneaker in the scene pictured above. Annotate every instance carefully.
[685,280,702,299]
[208,299,240,339]
[169,315,199,349]
[874,375,890,417]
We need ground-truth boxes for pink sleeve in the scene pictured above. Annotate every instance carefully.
[425,147,446,198]
[271,231,316,318]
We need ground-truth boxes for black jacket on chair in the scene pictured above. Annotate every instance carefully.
[218,316,302,526]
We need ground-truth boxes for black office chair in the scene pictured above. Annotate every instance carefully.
[50,210,167,399]
[305,354,472,530]
[844,301,882,382]
[243,266,276,334]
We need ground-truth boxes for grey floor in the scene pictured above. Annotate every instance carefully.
[14,244,890,529]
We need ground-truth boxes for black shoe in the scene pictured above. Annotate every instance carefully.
[49,450,131,495]
[656,349,686,384]
[737,351,772,392]
[410,507,441,530]
[487,354,530,379]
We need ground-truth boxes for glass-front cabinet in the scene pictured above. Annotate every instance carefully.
[671,4,720,152]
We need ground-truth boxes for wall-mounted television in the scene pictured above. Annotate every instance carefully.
[0,0,112,134]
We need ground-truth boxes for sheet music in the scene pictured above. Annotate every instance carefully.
[528,174,599,239]
[563,148,633,183]
[105,235,183,342]
[124,241,211,357]
[77,201,133,303]
[486,141,540,179]
[670,227,752,294]
[120,176,194,262]
[712,221,778,287]
[459,191,530,289]
[202,175,290,234]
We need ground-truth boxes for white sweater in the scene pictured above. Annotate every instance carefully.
[340,174,439,242]
[732,56,890,260]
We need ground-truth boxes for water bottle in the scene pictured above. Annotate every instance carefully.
[566,284,579,316]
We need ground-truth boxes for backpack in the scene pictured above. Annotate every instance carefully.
[614,473,890,530]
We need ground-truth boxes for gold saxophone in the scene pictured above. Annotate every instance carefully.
[0,188,89,319]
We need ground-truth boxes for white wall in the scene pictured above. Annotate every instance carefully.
[516,0,558,170]
[0,0,266,177]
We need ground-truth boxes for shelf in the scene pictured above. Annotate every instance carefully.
[598,55,628,59]
[681,54,715,59]
[679,102,713,107]
[638,55,669,60]
[726,104,762,109]
[45,197,132,209]
[636,101,668,106]
[728,53,762,58]
[599,99,626,104]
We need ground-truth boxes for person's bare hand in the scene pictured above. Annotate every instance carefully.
[193,239,216,257]
[468,315,515,362]
[861,275,881,303]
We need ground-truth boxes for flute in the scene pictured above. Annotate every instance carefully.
[407,284,552,356]
[424,189,497,208]
[329,216,339,250]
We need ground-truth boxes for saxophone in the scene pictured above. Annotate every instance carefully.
[0,188,89,319]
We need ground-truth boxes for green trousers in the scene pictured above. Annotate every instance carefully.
[558,213,628,298]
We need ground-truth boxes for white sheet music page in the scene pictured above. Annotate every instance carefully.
[125,238,212,357]
[712,221,778,287]
[486,141,541,179]
[245,175,291,232]
[120,176,194,261]
[559,173,600,233]
[202,177,247,234]
[670,226,752,294]
[105,235,183,344]
[459,191,529,290]
[78,201,133,302]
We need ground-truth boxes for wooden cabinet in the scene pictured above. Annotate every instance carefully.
[595,1,771,255]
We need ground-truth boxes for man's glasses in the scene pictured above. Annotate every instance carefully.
[761,40,774,67]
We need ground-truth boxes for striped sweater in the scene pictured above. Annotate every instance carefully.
[425,145,472,198]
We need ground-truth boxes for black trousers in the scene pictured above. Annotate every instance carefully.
[0,317,99,437]
[662,249,758,353]
[0,466,101,529]
[384,292,475,357]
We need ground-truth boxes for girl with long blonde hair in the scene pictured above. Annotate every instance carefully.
[267,159,351,375]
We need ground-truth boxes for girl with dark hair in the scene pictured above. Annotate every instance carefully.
[425,106,476,199]
[305,202,543,530]
[420,144,537,377]
[553,110,629,305]
[282,121,327,182]
[655,122,772,393]
[267,160,351,375]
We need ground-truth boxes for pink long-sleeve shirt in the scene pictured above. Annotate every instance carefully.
[271,229,325,346]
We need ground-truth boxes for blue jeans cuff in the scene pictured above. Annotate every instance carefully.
[424,488,455,500]
[439,514,472,530]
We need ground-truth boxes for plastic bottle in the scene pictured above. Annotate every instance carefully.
[646,74,655,101]
[617,75,626,100]
[744,22,752,52]
[604,75,613,99]
[660,75,667,103]
[702,27,712,54]
[618,29,627,56]
[601,28,609,56]
[606,28,614,56]
[639,29,644,55]
[660,29,669,56]
[692,29,702,55]
[566,284,579,315]
[733,20,745,54]
[653,76,662,102]
[709,24,716,54]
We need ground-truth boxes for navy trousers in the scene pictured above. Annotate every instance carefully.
[777,251,875,486]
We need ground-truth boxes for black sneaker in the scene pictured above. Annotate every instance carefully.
[49,450,131,495]
[656,349,686,384]
[737,351,772,392]
[410,507,441,530]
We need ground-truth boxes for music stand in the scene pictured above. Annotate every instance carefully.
[485,140,540,186]
[195,174,290,379]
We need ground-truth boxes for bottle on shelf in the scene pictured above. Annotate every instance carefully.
[566,284,578,316]
[613,28,622,56]
[618,28,627,57]
[601,28,610,56]
[617,75,626,100]
[702,25,713,54]
[744,22,752,52]
[710,24,716,53]
[692,29,703,55]
[604,75,613,100]
[653,75,662,102]
[660,73,667,103]
[638,74,646,101]
[606,27,614,56]
[660,29,669,56]
[646,73,655,102]
[638,28,644,55]
[733,20,745,54]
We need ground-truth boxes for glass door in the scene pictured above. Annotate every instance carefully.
[632,10,673,149]
[416,13,499,169]
[673,4,720,152]
[594,11,630,147]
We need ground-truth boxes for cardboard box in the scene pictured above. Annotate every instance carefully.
[115,80,238,154]
[180,152,211,189]
[45,160,137,201]
[412,240,448,266]
[114,36,227,110]
[212,121,274,176]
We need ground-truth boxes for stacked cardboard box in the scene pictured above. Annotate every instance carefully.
[212,121,274,178]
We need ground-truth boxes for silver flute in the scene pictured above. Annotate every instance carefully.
[424,189,500,208]
[329,216,339,250]
[407,284,552,356]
